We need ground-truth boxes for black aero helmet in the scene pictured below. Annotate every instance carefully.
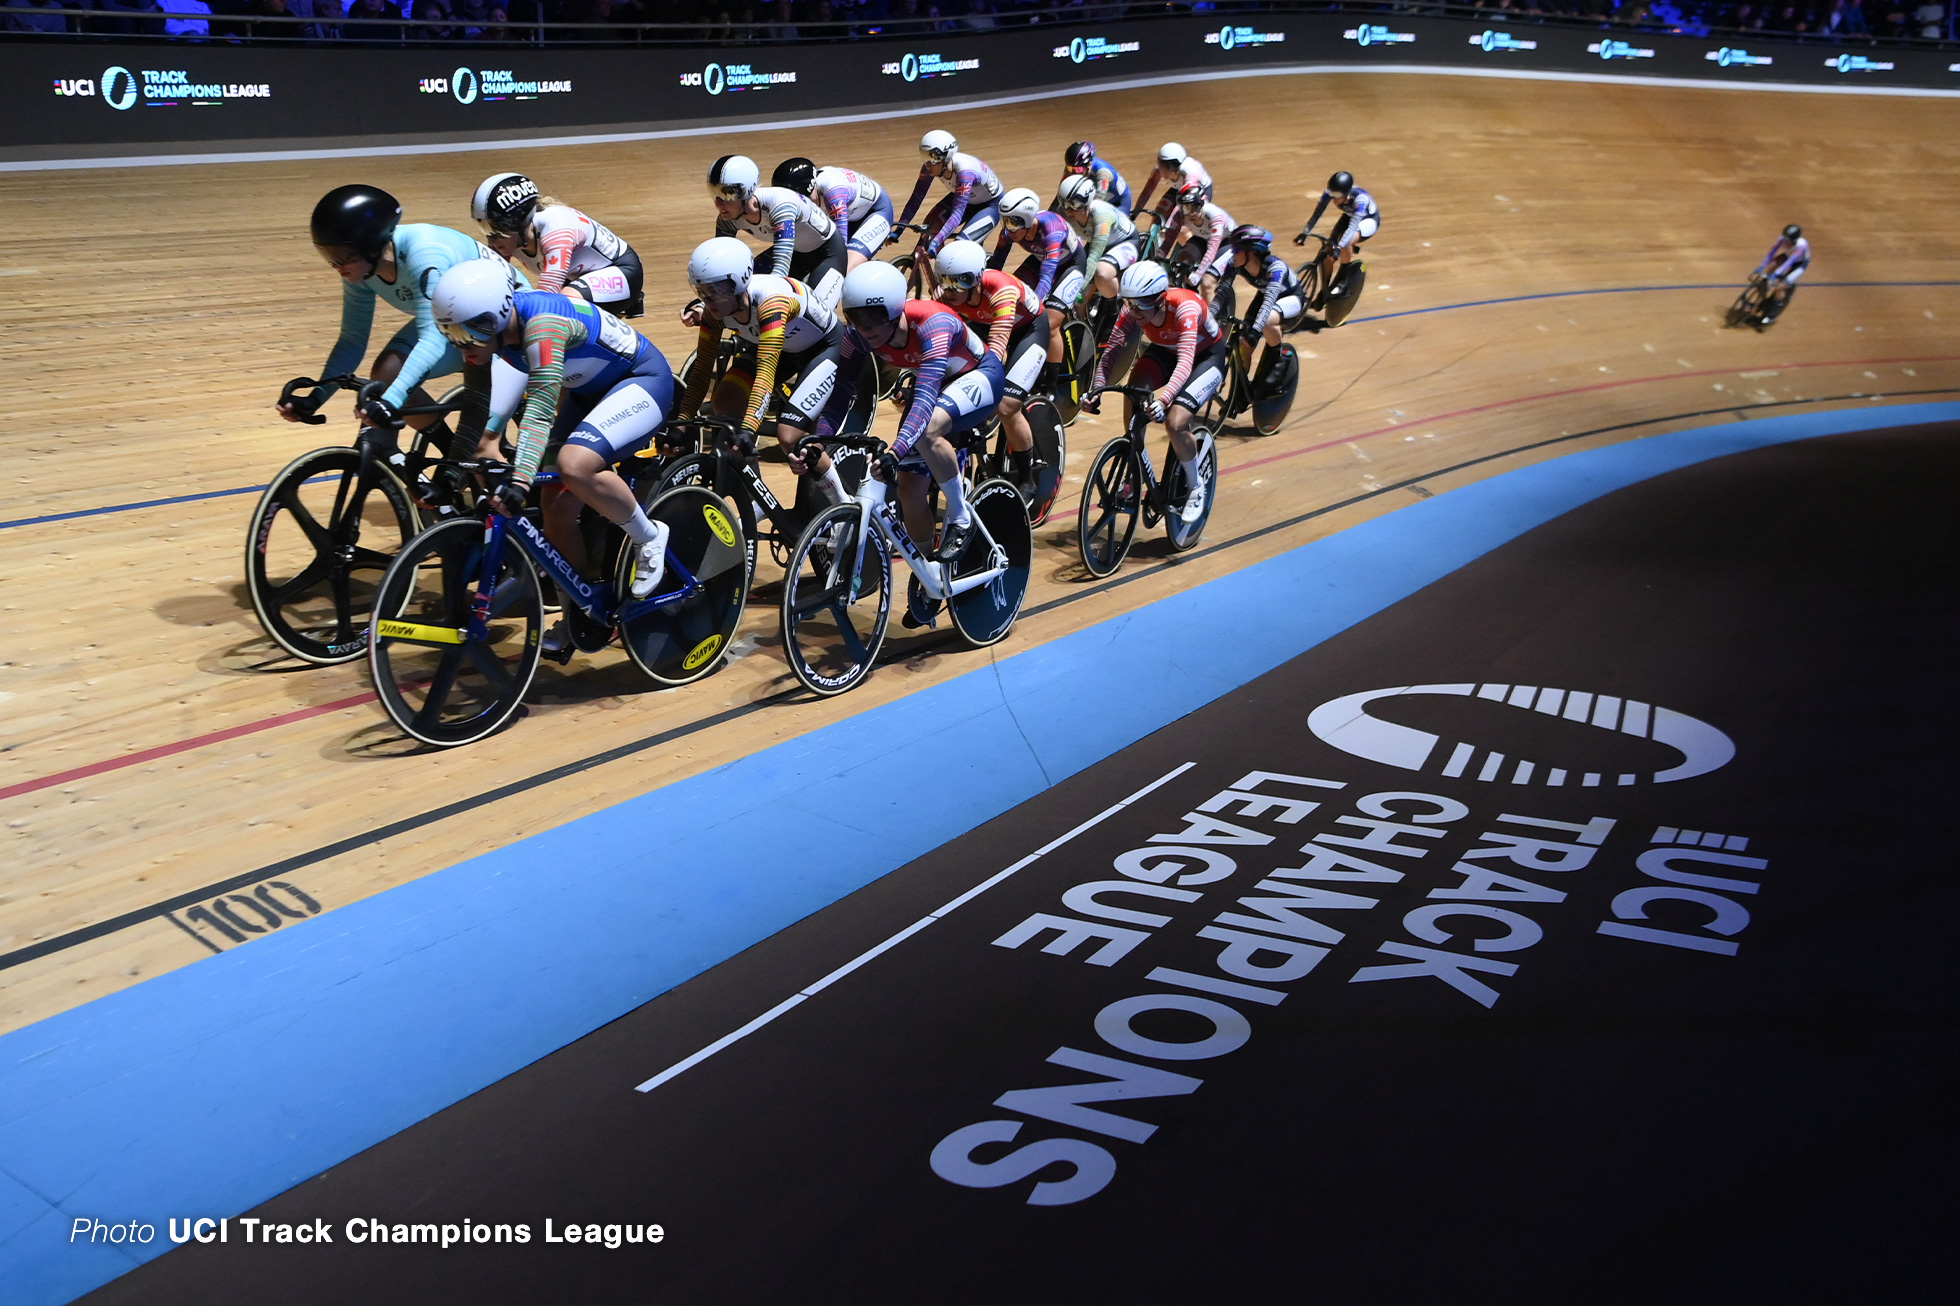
[1327,171,1355,195]
[1064,141,1095,170]
[1783,223,1803,241]
[1230,224,1273,252]
[310,184,401,263]
[1177,181,1211,210]
[773,156,818,196]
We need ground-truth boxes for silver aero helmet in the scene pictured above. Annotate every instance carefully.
[471,172,540,237]
[920,129,959,164]
[1158,142,1187,169]
[1119,260,1170,311]
[687,236,754,303]
[432,258,518,346]
[707,154,761,202]
[841,260,908,330]
[1057,174,1098,211]
[1000,188,1041,230]
[932,240,987,292]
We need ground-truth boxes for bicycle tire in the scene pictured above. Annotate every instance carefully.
[616,484,750,688]
[1078,437,1142,578]
[247,444,418,665]
[1163,425,1219,553]
[947,478,1033,648]
[1053,319,1093,426]
[1025,399,1067,527]
[1324,263,1366,328]
[368,517,544,748]
[652,451,761,588]
[780,501,893,697]
[1253,345,1300,437]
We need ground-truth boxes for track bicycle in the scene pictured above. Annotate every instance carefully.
[367,459,748,747]
[648,413,869,588]
[1076,384,1219,578]
[1726,271,1784,330]
[778,435,1032,697]
[1204,313,1301,437]
[965,396,1067,529]
[246,375,468,665]
[1294,232,1368,328]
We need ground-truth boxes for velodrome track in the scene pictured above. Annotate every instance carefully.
[2,69,1957,1036]
[0,63,1952,1302]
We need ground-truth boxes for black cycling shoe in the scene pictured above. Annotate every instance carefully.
[902,578,943,630]
[935,515,975,562]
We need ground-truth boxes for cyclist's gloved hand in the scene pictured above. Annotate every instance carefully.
[884,231,902,247]
[357,394,401,429]
[1292,230,1308,247]
[279,380,329,422]
[1080,391,1101,417]
[491,477,529,517]
[1145,393,1169,424]
[873,450,901,484]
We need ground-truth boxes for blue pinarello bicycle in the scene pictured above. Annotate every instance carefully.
[367,461,748,747]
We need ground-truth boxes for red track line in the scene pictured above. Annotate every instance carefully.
[1050,352,1960,522]
[0,690,376,803]
[6,352,1957,803]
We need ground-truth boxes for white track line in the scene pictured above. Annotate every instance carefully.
[9,60,1957,173]
[632,759,1196,1094]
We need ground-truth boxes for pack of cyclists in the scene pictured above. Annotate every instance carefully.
[279,131,1800,692]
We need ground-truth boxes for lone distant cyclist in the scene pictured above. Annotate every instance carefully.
[1294,170,1379,310]
[1753,224,1810,325]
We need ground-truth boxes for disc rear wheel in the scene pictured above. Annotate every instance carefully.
[616,484,750,687]
[1164,424,1219,553]
[947,478,1032,648]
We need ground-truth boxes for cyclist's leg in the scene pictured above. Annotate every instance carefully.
[1258,291,1304,375]
[1127,347,1173,427]
[1001,316,1050,456]
[1095,237,1140,301]
[789,226,848,313]
[958,201,1003,248]
[847,192,895,272]
[1165,340,1227,469]
[564,262,635,314]
[374,322,453,434]
[913,360,1002,550]
[710,348,758,423]
[1045,250,1087,372]
[777,342,852,503]
[554,357,678,580]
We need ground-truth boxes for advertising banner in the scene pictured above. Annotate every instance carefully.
[5,13,1955,156]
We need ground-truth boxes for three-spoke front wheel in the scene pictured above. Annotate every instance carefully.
[1078,438,1142,578]
[368,517,544,748]
[246,446,416,664]
[780,502,892,696]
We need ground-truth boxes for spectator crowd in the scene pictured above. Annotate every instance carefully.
[5,0,1952,44]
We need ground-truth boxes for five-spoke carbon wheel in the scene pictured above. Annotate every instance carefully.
[780,503,892,697]
[368,517,544,748]
[247,446,416,664]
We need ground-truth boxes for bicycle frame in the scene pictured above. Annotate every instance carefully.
[845,472,1008,606]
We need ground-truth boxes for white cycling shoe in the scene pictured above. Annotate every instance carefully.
[1177,435,1213,524]
[628,521,671,599]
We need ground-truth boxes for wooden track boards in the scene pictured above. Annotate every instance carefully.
[2,72,1956,1034]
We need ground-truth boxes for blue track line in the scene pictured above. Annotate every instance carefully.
[4,278,1954,536]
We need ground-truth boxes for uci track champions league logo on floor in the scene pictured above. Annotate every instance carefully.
[1054,35,1141,64]
[681,60,797,95]
[881,51,981,82]
[418,68,572,103]
[1205,25,1285,50]
[931,682,1762,1208]
[52,65,268,109]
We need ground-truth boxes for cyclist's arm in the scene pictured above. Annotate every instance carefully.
[1078,208,1116,298]
[818,179,854,235]
[898,167,932,226]
[1245,262,1285,336]
[741,294,798,437]
[1199,217,1227,280]
[1134,168,1162,213]
[533,223,581,294]
[1092,307,1136,390]
[450,356,494,457]
[761,194,800,277]
[1030,220,1065,302]
[321,279,377,383]
[386,284,458,409]
[981,284,1019,361]
[1303,193,1331,236]
[987,233,1011,272]
[507,311,587,487]
[675,320,722,420]
[928,170,977,255]
[811,331,864,440]
[894,317,956,458]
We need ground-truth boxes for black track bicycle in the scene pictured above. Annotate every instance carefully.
[1726,271,1787,330]
[247,375,467,665]
[1295,232,1369,328]
[367,458,747,747]
[1076,385,1219,578]
[1205,313,1302,437]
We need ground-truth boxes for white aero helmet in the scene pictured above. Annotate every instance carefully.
[1119,260,1170,306]
[1157,142,1187,169]
[1000,188,1041,230]
[432,258,518,345]
[707,154,761,201]
[932,240,987,291]
[687,236,754,300]
[1057,174,1098,211]
[841,260,908,329]
[920,129,959,164]
[471,172,540,236]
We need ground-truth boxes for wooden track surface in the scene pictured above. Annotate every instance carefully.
[3,72,1955,1035]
